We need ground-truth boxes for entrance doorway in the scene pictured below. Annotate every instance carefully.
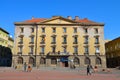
[60,57,69,67]
[61,61,68,67]
[64,61,68,67]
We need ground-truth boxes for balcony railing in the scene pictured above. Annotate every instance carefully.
[73,42,78,44]
[29,52,33,55]
[29,42,34,44]
[73,53,78,55]
[84,42,88,44]
[51,42,56,44]
[40,52,44,55]
[17,52,22,56]
[95,42,99,44]
[18,41,23,44]
[19,34,24,37]
[62,42,67,44]
[84,52,89,57]
[40,42,45,44]
[17,52,22,54]
[47,52,69,56]
[95,53,100,56]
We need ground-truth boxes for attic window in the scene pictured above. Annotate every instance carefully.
[84,28,88,34]
[94,28,98,34]
[63,27,67,33]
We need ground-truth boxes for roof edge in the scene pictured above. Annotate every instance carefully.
[0,27,9,34]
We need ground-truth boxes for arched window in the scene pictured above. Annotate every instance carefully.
[40,57,46,64]
[29,57,35,65]
[96,57,102,65]
[51,58,57,64]
[85,57,90,65]
[17,57,23,64]
[74,57,80,65]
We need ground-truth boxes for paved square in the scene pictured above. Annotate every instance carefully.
[0,67,120,80]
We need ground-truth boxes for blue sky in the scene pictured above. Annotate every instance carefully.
[0,0,120,40]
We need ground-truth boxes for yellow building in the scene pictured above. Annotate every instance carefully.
[13,16,106,68]
[0,27,14,50]
[0,27,14,66]
[105,37,120,68]
[0,27,9,47]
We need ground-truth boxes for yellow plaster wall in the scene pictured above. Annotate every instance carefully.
[14,19,105,56]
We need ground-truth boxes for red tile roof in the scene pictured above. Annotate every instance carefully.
[25,18,47,22]
[23,17,102,25]
[77,18,97,24]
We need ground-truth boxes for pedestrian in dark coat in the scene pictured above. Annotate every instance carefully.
[87,64,92,75]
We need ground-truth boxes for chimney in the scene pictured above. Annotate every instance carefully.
[75,16,79,21]
[52,16,60,19]
[67,16,72,20]
[32,16,34,19]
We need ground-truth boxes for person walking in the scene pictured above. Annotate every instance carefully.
[87,64,92,75]
[24,62,27,72]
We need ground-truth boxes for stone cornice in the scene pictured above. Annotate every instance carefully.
[14,22,104,26]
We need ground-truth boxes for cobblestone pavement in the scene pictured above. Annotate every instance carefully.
[0,67,120,80]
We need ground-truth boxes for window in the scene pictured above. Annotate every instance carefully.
[40,58,46,64]
[73,36,78,44]
[95,46,100,53]
[95,37,99,44]
[20,27,24,33]
[85,57,90,65]
[84,46,89,53]
[74,47,78,53]
[63,37,67,43]
[63,47,67,53]
[30,47,34,53]
[96,58,101,65]
[94,28,98,34]
[29,57,34,65]
[52,36,56,43]
[119,43,120,48]
[19,46,23,52]
[31,36,34,43]
[18,57,23,64]
[52,28,56,33]
[52,46,56,53]
[63,28,67,33]
[19,37,23,43]
[42,28,45,33]
[84,28,88,33]
[41,37,45,43]
[31,28,34,33]
[74,57,79,65]
[74,28,77,33]
[84,36,88,44]
[41,47,45,53]
[51,58,57,64]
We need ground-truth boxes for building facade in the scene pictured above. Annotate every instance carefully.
[13,16,106,69]
[105,37,120,68]
[0,28,9,47]
[0,27,14,50]
[0,27,13,66]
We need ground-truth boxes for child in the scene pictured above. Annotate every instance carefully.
[27,66,32,72]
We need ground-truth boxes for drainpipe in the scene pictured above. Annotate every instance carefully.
[35,23,38,67]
